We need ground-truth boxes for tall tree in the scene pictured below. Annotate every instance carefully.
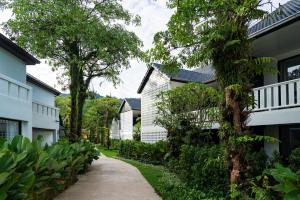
[83,97,120,146]
[2,0,143,142]
[148,0,275,187]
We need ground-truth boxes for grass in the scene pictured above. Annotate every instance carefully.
[97,145,118,158]
[118,158,166,194]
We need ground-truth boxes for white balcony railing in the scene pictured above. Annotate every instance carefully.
[32,101,59,130]
[32,101,59,120]
[252,78,300,111]
[0,73,31,102]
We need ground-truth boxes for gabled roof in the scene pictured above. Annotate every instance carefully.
[0,33,40,65]
[119,98,141,113]
[26,74,60,96]
[137,63,215,94]
[248,0,300,38]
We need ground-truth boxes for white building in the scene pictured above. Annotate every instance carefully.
[137,64,215,143]
[110,98,141,140]
[0,33,60,145]
[138,0,300,158]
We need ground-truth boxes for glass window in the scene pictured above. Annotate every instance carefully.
[279,55,300,81]
[0,119,20,139]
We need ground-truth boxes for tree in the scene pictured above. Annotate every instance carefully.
[2,0,143,142]
[55,96,71,135]
[148,0,275,187]
[155,83,222,157]
[83,97,120,147]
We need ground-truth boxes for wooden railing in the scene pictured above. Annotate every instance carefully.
[252,78,300,111]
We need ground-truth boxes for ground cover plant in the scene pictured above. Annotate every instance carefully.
[0,136,99,200]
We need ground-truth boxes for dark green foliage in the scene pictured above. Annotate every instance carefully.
[288,148,300,172]
[176,145,228,197]
[269,164,300,200]
[119,140,167,165]
[110,139,122,150]
[244,148,268,179]
[0,136,99,200]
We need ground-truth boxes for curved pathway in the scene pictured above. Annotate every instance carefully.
[55,156,161,200]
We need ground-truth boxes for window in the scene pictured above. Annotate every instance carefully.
[0,119,20,139]
[280,125,300,158]
[279,55,300,82]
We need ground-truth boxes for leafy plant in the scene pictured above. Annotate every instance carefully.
[269,163,300,200]
[0,136,99,200]
[289,148,300,172]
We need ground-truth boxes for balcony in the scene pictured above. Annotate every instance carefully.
[0,73,32,121]
[32,101,59,130]
[249,78,300,126]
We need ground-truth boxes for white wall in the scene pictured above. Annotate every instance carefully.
[141,69,169,143]
[27,82,55,106]
[264,126,279,158]
[0,47,26,83]
[110,118,120,139]
[32,128,55,145]
[120,110,133,140]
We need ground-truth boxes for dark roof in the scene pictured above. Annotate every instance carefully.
[248,0,300,38]
[137,63,215,93]
[26,74,60,96]
[0,33,40,65]
[119,98,141,113]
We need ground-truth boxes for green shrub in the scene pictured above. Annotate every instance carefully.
[269,163,300,199]
[289,148,300,172]
[119,140,167,165]
[176,144,228,197]
[0,136,99,200]
[110,139,121,150]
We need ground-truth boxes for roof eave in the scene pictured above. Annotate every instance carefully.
[26,74,60,96]
[0,34,40,65]
[249,12,300,39]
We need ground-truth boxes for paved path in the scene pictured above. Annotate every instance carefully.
[55,156,161,200]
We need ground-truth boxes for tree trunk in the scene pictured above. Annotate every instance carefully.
[224,87,244,185]
[76,70,89,139]
[69,64,79,142]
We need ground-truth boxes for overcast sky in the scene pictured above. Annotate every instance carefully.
[0,0,287,98]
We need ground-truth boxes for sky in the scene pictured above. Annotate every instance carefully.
[0,0,288,98]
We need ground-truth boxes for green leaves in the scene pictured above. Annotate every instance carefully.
[0,136,99,200]
[269,164,300,200]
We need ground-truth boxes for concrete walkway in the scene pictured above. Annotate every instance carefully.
[55,156,161,200]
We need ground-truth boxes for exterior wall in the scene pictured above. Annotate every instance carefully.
[32,128,55,145]
[27,82,55,106]
[264,126,279,158]
[0,47,26,83]
[110,118,120,139]
[120,110,133,140]
[0,47,59,142]
[141,70,169,143]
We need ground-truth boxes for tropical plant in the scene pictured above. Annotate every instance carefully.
[269,163,300,200]
[288,147,300,172]
[147,0,275,186]
[2,0,143,141]
[0,136,99,200]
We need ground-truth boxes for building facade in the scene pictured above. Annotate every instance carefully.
[137,0,300,158]
[110,98,141,140]
[0,33,60,145]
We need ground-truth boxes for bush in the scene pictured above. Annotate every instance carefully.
[110,139,121,150]
[289,147,300,172]
[0,136,99,200]
[176,144,228,197]
[119,140,167,165]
